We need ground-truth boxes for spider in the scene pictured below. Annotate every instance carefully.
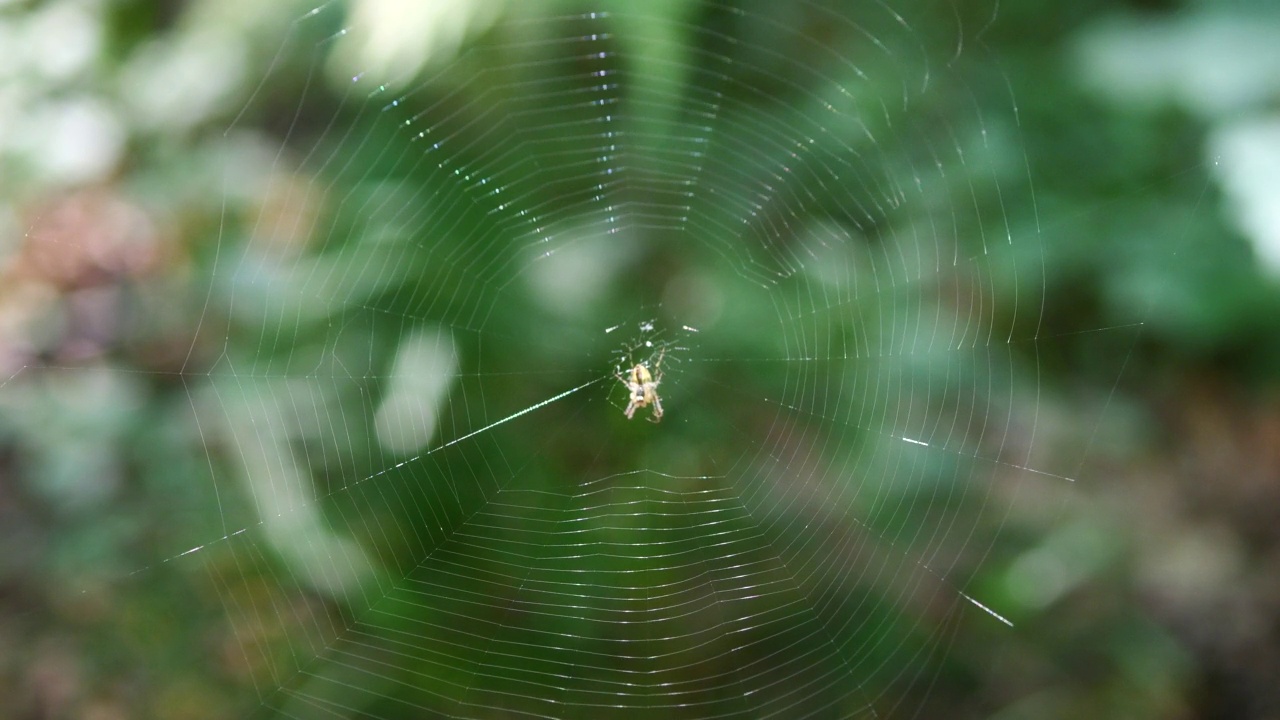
[615,347,664,422]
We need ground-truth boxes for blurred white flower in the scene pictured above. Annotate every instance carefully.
[375,326,458,454]
[328,0,506,88]
[120,30,247,131]
[20,96,125,185]
[1210,118,1280,277]
[26,0,100,82]
[1075,13,1280,119]
[526,217,639,318]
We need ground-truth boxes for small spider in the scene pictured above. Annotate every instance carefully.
[616,347,664,422]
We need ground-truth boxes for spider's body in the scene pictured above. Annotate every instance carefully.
[616,348,664,422]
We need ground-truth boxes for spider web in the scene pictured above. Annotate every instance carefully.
[43,1,1151,717]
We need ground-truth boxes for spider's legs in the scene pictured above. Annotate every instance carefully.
[618,371,638,419]
[647,395,663,423]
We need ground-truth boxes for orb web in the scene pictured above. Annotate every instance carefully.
[108,2,1115,717]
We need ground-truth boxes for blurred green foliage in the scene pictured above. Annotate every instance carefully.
[3,0,1279,718]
